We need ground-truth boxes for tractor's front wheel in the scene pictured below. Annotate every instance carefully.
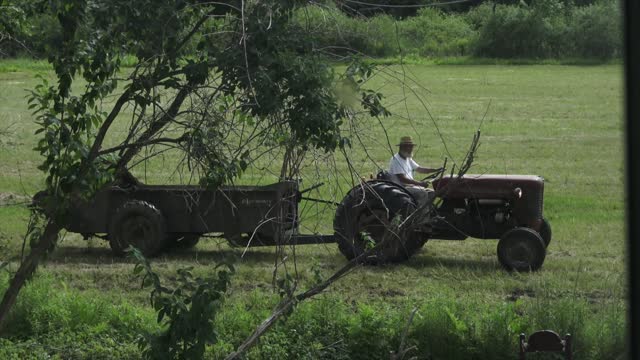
[497,227,546,272]
[539,218,552,248]
[334,181,426,264]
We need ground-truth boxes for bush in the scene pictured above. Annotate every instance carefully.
[293,1,622,61]
[471,0,621,59]
[293,5,400,58]
[569,1,622,59]
[26,14,64,57]
[465,2,495,31]
[472,4,562,58]
[0,12,62,58]
[5,1,622,61]
[401,8,476,57]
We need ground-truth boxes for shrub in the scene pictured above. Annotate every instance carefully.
[401,8,476,57]
[24,14,63,58]
[293,5,400,57]
[465,2,496,31]
[569,1,622,59]
[472,4,559,58]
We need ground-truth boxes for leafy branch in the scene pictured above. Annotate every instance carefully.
[130,247,234,360]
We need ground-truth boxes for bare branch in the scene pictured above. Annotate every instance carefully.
[98,135,188,156]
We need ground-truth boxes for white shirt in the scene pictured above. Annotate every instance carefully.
[389,153,420,180]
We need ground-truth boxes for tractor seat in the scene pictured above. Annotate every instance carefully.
[376,170,403,186]
[519,331,572,359]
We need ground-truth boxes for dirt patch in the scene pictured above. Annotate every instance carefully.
[506,288,536,301]
[380,288,406,298]
[585,290,614,304]
[0,192,30,206]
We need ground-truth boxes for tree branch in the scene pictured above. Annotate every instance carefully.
[225,250,366,360]
[98,135,188,156]
[116,86,192,171]
[87,89,133,162]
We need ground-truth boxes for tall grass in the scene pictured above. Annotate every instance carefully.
[212,291,626,360]
[0,273,156,359]
[0,273,625,359]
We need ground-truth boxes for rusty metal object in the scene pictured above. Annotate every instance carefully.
[519,330,572,359]
[427,175,549,243]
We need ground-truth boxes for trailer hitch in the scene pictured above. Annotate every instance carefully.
[297,182,340,206]
[299,182,325,194]
[300,196,340,206]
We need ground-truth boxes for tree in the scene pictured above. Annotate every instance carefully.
[333,0,487,17]
[0,2,485,358]
[0,0,27,56]
[0,0,390,331]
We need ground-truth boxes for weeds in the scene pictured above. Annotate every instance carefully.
[0,272,625,359]
[130,248,234,360]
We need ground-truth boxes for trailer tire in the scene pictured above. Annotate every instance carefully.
[225,233,246,247]
[109,200,167,257]
[334,181,426,264]
[497,227,546,272]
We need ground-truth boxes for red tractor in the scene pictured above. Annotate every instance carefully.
[333,173,550,271]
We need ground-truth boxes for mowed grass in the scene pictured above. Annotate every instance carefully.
[0,62,626,358]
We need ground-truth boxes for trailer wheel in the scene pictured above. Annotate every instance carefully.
[109,200,167,257]
[334,181,426,264]
[497,227,546,272]
[168,233,200,249]
[225,233,246,247]
[539,218,552,248]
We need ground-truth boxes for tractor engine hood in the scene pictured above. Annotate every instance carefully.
[432,174,544,200]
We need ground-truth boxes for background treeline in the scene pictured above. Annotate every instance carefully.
[0,0,622,60]
[300,0,621,59]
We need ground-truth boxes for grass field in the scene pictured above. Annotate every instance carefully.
[0,62,626,359]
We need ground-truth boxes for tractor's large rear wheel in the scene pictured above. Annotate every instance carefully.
[334,181,426,264]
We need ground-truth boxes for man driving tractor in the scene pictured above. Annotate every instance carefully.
[388,136,442,204]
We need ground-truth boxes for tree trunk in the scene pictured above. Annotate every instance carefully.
[0,220,61,331]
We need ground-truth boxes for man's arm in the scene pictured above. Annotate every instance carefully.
[396,174,427,187]
[410,158,442,174]
[415,166,443,174]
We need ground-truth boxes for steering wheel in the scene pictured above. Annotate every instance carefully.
[419,167,446,182]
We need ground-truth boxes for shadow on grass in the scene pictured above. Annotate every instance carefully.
[46,243,500,273]
[46,245,338,265]
[404,253,501,273]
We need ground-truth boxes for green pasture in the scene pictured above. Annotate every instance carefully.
[0,62,626,359]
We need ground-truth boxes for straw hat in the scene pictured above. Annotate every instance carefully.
[397,136,416,146]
